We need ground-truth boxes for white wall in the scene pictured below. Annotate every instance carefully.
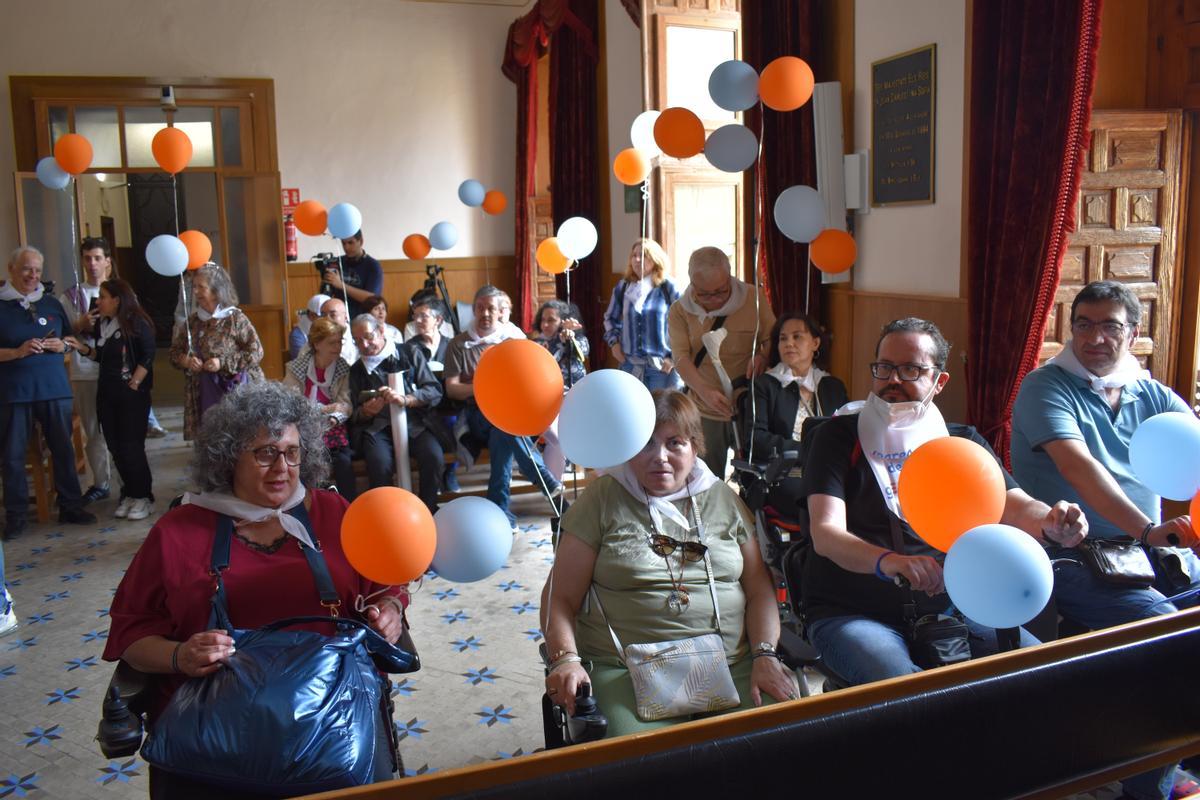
[0,0,526,262]
[853,0,966,297]
[604,0,643,274]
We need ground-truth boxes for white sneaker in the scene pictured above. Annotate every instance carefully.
[114,497,133,519]
[126,498,152,521]
[0,592,17,638]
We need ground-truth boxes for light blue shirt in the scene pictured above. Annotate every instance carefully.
[1010,363,1190,540]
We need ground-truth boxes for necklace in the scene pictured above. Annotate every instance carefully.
[645,484,699,613]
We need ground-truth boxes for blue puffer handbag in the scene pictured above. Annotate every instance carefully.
[141,504,418,796]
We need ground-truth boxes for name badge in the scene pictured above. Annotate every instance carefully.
[37,317,47,326]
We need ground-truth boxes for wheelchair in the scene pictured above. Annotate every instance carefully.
[539,644,608,749]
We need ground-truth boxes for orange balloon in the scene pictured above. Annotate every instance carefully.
[759,56,815,111]
[897,437,1008,552]
[482,190,508,215]
[810,229,857,274]
[294,200,327,236]
[179,230,212,270]
[536,238,571,274]
[151,127,193,174]
[53,134,93,175]
[474,339,564,436]
[653,107,705,159]
[1190,491,1200,537]
[403,233,432,260]
[341,487,437,585]
[613,147,650,185]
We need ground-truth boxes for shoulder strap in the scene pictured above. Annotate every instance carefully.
[691,315,727,369]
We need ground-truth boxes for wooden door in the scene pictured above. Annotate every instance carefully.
[1040,111,1185,382]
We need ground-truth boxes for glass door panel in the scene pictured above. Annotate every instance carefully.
[14,173,80,293]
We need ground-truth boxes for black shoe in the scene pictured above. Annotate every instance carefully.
[59,507,98,525]
[2,517,26,541]
[82,485,110,505]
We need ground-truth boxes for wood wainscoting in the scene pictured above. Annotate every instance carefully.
[285,255,519,337]
[241,305,287,381]
[825,285,969,422]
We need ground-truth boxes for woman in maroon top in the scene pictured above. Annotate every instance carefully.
[104,381,408,796]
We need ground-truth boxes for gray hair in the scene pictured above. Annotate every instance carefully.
[351,313,383,334]
[474,285,509,305]
[194,263,239,308]
[8,245,44,269]
[688,246,731,279]
[190,381,330,493]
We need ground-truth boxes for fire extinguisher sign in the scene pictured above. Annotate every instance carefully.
[281,188,301,215]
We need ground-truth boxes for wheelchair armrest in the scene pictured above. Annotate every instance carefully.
[730,459,765,479]
[110,660,152,709]
[763,449,800,485]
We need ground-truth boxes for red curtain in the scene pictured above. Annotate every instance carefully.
[966,0,1102,461]
[742,0,821,317]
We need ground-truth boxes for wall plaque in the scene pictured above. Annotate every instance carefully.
[871,44,936,206]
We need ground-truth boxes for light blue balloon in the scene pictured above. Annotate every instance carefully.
[145,234,189,277]
[559,369,657,469]
[36,156,71,191]
[704,124,759,173]
[773,185,826,243]
[431,496,513,582]
[708,60,760,112]
[327,203,363,240]
[429,221,458,251]
[1129,411,1200,501]
[944,524,1053,629]
[458,179,486,207]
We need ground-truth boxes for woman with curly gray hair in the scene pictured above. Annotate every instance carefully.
[103,381,409,794]
[169,263,265,439]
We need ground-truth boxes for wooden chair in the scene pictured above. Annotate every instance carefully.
[24,414,86,523]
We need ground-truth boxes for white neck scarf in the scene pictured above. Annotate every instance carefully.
[183,485,314,550]
[96,317,120,348]
[361,336,398,374]
[623,276,653,317]
[306,356,336,402]
[464,320,524,350]
[1046,342,1149,399]
[606,459,721,533]
[857,390,948,518]
[767,362,826,395]
[677,278,749,322]
[197,304,236,321]
[0,281,44,308]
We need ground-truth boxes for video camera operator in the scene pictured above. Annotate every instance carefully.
[320,230,381,318]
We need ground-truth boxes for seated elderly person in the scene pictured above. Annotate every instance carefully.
[403,289,456,343]
[282,317,356,500]
[541,390,798,737]
[289,293,331,360]
[402,295,450,372]
[321,296,359,365]
[102,381,408,793]
[362,294,404,345]
[349,314,448,513]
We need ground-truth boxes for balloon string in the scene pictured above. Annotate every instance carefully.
[69,178,80,294]
[172,174,180,236]
[180,274,194,355]
[746,102,767,467]
[804,248,812,316]
[518,434,562,518]
[337,254,349,310]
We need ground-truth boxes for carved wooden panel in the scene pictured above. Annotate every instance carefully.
[1039,111,1183,383]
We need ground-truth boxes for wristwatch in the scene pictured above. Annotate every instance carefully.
[754,642,777,655]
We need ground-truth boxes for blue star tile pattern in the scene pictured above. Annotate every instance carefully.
[65,656,98,671]
[462,666,498,685]
[0,772,39,797]
[518,523,539,533]
[390,678,417,698]
[4,578,20,588]
[97,758,140,785]
[25,612,54,626]
[30,547,50,556]
[450,635,483,652]
[403,764,437,777]
[14,562,38,572]
[441,610,469,625]
[493,748,526,760]
[0,664,16,679]
[543,555,556,564]
[509,601,537,615]
[60,572,84,583]
[531,538,552,549]
[81,629,109,643]
[393,718,429,741]
[96,608,110,618]
[7,637,37,652]
[44,530,64,538]
[496,580,524,592]
[22,725,62,747]
[87,539,109,549]
[45,687,80,705]
[73,555,96,565]
[43,591,69,602]
[432,588,460,601]
[523,629,544,642]
[475,704,517,727]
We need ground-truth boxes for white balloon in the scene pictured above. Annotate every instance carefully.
[557,216,598,261]
[630,111,662,158]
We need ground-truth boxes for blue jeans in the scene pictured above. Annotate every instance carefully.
[1050,545,1200,800]
[619,360,683,392]
[147,406,161,428]
[806,613,1039,687]
[1,399,84,519]
[465,405,558,525]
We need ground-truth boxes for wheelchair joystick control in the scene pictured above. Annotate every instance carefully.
[566,682,608,744]
[97,685,145,758]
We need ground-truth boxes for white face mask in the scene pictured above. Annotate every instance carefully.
[857,374,948,518]
[863,374,941,427]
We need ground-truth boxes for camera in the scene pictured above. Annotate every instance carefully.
[312,252,339,275]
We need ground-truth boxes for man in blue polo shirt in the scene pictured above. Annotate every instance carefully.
[1011,280,1197,800]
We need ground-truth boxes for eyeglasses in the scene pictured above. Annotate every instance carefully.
[648,533,708,562]
[869,362,938,382]
[251,445,303,467]
[692,283,732,302]
[411,312,439,322]
[1070,319,1130,339]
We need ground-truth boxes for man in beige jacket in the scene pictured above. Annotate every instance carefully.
[669,247,774,479]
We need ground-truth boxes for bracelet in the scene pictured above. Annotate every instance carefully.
[752,650,783,661]
[547,648,577,663]
[874,550,895,582]
[1139,522,1154,547]
[171,642,183,674]
[548,655,583,673]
